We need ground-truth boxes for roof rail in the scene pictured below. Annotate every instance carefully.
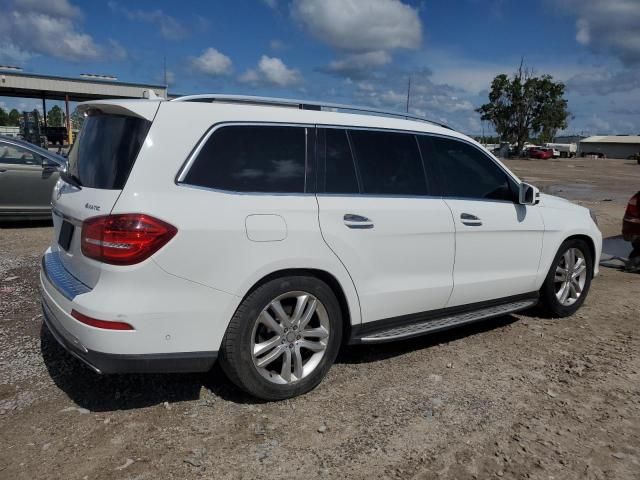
[171,94,453,130]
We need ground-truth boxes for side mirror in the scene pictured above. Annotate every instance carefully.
[519,182,540,205]
[41,157,63,170]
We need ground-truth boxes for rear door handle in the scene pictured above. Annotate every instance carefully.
[460,213,482,226]
[343,214,374,229]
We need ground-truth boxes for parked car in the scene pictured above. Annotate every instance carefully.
[529,148,554,159]
[0,135,66,220]
[623,192,640,249]
[40,95,602,400]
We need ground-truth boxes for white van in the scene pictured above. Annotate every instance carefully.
[40,94,602,400]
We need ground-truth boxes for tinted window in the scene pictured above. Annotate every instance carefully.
[423,136,515,201]
[66,113,151,190]
[323,128,359,194]
[348,130,427,195]
[184,126,306,193]
[0,142,41,166]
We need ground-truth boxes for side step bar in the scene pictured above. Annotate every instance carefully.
[351,295,538,344]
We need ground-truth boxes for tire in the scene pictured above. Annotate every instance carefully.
[219,276,343,401]
[539,239,593,318]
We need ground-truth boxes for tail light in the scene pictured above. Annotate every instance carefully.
[81,214,177,265]
[625,193,639,220]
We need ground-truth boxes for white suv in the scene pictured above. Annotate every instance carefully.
[40,94,602,400]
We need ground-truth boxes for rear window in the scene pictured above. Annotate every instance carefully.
[66,113,151,190]
[183,125,306,193]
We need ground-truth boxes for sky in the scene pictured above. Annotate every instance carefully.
[0,0,639,136]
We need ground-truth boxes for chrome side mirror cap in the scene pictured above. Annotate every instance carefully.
[519,182,540,205]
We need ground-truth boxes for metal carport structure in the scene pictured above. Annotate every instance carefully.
[0,70,167,143]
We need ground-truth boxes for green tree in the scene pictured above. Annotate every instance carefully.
[70,107,84,130]
[47,105,64,127]
[8,109,20,126]
[0,107,8,126]
[476,62,570,153]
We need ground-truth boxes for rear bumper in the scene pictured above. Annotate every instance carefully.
[42,299,217,374]
[39,247,228,374]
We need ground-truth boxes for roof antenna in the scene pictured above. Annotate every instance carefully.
[163,55,167,85]
[405,76,411,115]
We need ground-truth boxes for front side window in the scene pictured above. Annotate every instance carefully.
[184,125,306,193]
[0,142,40,166]
[348,130,428,195]
[423,136,516,201]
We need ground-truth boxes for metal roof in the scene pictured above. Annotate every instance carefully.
[581,135,640,144]
[0,70,167,102]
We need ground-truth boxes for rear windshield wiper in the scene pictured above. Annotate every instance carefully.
[60,171,83,189]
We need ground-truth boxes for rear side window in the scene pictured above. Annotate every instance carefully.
[348,130,428,196]
[67,113,151,190]
[321,128,359,194]
[422,136,516,201]
[184,125,306,193]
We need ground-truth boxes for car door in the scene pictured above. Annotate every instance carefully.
[316,128,455,324]
[0,141,58,214]
[420,135,544,307]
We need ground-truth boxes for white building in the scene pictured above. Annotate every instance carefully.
[579,135,640,159]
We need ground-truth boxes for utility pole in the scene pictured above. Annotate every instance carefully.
[405,77,411,113]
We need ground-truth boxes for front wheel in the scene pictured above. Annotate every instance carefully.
[219,276,342,401]
[539,239,593,317]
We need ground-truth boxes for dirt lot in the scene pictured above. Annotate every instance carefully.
[1,157,638,480]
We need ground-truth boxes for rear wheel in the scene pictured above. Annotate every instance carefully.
[539,239,593,317]
[219,276,342,400]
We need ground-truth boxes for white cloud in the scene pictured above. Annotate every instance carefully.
[575,18,590,45]
[269,39,287,51]
[554,0,640,65]
[13,0,81,19]
[566,68,640,95]
[292,0,421,52]
[0,42,33,64]
[325,51,391,77]
[240,55,303,87]
[0,0,116,62]
[107,39,127,61]
[190,48,233,76]
[108,2,188,41]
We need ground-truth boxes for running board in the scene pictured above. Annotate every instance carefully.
[353,297,538,344]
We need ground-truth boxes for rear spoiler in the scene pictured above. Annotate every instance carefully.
[77,99,161,122]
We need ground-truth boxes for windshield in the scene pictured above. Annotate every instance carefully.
[66,112,151,190]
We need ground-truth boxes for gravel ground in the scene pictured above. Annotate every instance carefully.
[0,157,638,480]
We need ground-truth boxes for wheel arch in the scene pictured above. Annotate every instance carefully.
[564,234,596,275]
[241,268,355,344]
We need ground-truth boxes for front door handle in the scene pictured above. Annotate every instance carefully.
[344,214,374,229]
[460,213,482,226]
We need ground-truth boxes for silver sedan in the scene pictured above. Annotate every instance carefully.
[0,136,66,220]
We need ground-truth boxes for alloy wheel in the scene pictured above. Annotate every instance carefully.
[554,247,587,306]
[250,291,330,384]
